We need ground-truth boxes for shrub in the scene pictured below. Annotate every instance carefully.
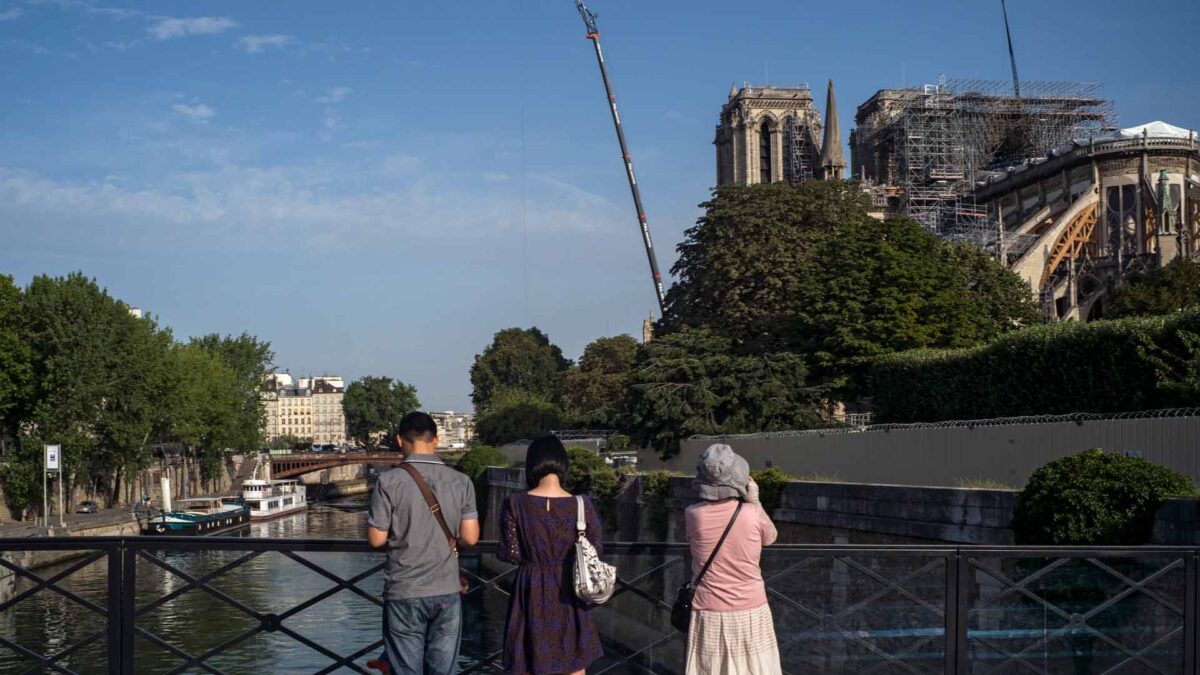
[473,389,564,446]
[750,467,792,514]
[870,309,1200,422]
[1013,449,1195,545]
[454,445,509,521]
[455,445,508,480]
[565,447,617,503]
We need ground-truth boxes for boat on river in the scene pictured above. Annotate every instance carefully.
[241,479,308,521]
[141,497,250,536]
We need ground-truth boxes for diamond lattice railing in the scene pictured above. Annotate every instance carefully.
[1,539,1199,674]
[0,544,118,674]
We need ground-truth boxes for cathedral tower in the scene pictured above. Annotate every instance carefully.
[714,84,823,186]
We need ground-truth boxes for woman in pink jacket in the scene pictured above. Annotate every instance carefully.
[684,444,780,675]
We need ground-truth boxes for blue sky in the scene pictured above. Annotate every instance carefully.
[3,0,1198,411]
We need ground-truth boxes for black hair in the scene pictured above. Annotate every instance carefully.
[525,434,569,490]
[396,412,438,444]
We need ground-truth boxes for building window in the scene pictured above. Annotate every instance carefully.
[759,121,773,183]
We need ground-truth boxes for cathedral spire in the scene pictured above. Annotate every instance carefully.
[819,79,845,180]
[728,83,738,100]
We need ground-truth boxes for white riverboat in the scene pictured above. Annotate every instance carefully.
[241,479,308,521]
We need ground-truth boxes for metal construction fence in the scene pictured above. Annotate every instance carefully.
[1,538,1198,674]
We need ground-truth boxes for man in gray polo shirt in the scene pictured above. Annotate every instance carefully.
[367,412,479,675]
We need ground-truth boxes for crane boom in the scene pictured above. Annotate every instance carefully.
[574,0,667,315]
[1001,0,1021,98]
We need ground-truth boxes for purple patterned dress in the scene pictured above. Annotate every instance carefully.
[498,492,605,674]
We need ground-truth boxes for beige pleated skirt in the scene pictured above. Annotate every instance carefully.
[685,603,782,675]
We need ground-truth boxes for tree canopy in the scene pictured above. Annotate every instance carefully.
[1109,259,1200,319]
[623,327,823,455]
[470,327,571,412]
[661,183,1039,393]
[0,273,272,516]
[473,388,564,447]
[342,376,421,448]
[559,334,638,428]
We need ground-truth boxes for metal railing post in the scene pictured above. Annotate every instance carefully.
[944,550,969,674]
[106,543,122,675]
[120,540,136,675]
[1187,552,1197,674]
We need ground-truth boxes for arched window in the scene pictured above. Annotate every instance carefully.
[759,121,773,183]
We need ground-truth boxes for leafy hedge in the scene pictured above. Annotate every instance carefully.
[1013,449,1195,545]
[870,310,1200,422]
[454,445,509,521]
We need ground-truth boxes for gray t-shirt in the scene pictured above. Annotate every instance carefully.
[367,455,478,600]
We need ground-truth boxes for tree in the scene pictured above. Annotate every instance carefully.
[470,327,571,412]
[559,335,638,428]
[342,376,421,449]
[1109,259,1200,318]
[662,181,870,349]
[0,275,30,441]
[474,389,564,446]
[13,273,176,506]
[623,327,824,456]
[189,333,274,456]
[164,344,242,483]
[662,182,1038,394]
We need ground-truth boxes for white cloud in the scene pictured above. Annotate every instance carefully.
[315,87,352,104]
[0,7,23,21]
[381,155,421,174]
[2,39,50,55]
[237,34,294,53]
[321,109,338,132]
[148,16,237,40]
[0,160,623,252]
[170,103,216,123]
[483,173,510,183]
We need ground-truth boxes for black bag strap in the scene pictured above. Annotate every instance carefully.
[692,501,743,588]
[399,463,459,557]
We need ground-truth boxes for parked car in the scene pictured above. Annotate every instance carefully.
[76,500,99,514]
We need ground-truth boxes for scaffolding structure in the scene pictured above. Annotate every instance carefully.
[853,77,1114,255]
[784,114,821,184]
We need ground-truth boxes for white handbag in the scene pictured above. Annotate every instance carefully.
[573,495,617,604]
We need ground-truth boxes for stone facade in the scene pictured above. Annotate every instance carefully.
[714,84,823,186]
[261,373,347,445]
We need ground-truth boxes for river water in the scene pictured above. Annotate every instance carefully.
[0,498,510,674]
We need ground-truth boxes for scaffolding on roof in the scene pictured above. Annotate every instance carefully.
[853,77,1115,256]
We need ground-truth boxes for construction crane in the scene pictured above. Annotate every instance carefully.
[574,0,667,316]
[1000,0,1021,98]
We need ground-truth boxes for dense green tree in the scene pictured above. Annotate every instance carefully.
[470,327,571,412]
[559,335,638,428]
[474,388,564,446]
[164,344,242,480]
[342,376,421,449]
[1109,259,1200,318]
[8,273,178,506]
[623,327,824,456]
[189,333,274,455]
[0,272,276,517]
[662,181,871,348]
[661,183,1038,394]
[0,275,30,440]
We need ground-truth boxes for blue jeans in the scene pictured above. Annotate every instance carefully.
[384,593,462,675]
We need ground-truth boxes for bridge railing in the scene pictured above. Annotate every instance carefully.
[0,538,1196,674]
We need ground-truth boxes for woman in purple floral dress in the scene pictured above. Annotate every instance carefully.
[498,435,605,675]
